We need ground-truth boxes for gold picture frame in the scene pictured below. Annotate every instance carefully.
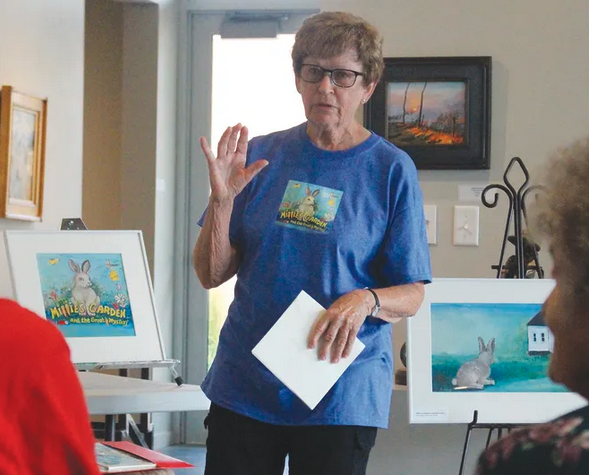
[0,86,47,221]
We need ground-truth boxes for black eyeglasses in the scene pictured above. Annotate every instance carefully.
[299,64,364,88]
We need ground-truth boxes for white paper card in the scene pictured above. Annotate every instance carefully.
[413,409,449,422]
[252,290,365,410]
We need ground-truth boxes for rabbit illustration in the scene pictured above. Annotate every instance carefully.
[452,337,496,390]
[69,259,100,316]
[297,186,320,218]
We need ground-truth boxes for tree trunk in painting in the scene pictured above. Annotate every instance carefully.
[417,82,427,127]
[402,83,410,124]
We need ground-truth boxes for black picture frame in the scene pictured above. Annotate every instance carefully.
[365,56,492,170]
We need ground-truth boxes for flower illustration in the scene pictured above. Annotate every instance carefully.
[115,293,127,308]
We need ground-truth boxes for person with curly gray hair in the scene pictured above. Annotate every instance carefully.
[194,10,431,475]
[476,136,589,474]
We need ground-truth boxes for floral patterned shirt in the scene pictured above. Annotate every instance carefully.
[476,405,589,474]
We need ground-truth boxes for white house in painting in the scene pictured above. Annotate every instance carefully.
[527,310,554,355]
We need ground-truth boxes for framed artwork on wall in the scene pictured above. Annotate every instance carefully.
[4,230,167,365]
[0,86,47,221]
[407,279,586,424]
[365,57,492,170]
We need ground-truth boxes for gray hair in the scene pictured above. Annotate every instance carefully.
[291,11,384,85]
[533,136,589,309]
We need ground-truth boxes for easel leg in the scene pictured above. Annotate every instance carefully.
[128,416,150,448]
[139,367,154,448]
[458,410,478,475]
[485,428,495,448]
[104,415,116,441]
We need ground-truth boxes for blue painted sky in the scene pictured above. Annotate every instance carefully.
[431,303,543,358]
[387,81,465,120]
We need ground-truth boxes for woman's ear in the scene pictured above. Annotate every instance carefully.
[363,81,377,104]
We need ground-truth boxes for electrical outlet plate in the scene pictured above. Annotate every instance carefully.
[423,205,437,245]
[453,205,479,246]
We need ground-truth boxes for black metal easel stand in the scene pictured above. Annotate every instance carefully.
[458,410,527,475]
[481,157,544,279]
[458,157,543,472]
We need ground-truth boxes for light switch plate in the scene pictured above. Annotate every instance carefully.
[423,205,437,245]
[453,206,479,246]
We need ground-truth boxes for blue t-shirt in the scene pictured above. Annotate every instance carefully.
[198,123,431,428]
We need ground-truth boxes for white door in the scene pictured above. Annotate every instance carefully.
[175,10,316,445]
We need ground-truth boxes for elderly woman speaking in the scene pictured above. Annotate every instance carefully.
[194,11,431,475]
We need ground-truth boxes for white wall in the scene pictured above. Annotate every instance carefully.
[0,0,85,295]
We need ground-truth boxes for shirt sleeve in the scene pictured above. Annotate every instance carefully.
[377,162,432,286]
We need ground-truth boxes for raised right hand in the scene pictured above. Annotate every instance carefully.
[200,124,268,203]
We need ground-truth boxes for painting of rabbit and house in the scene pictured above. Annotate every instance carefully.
[431,303,568,393]
[35,253,135,338]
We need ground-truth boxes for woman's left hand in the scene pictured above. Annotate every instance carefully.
[307,290,371,363]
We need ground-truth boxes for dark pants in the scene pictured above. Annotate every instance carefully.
[204,403,378,475]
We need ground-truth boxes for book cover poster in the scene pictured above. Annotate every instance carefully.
[36,253,136,338]
[276,180,343,233]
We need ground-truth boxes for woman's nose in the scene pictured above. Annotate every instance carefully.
[317,73,334,93]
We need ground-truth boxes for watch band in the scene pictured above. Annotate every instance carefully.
[364,287,381,318]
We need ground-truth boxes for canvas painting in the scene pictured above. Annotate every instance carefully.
[0,86,47,220]
[432,303,566,393]
[36,253,135,338]
[365,56,491,169]
[387,81,466,146]
[9,107,37,201]
[407,279,586,424]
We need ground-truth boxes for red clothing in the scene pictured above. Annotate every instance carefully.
[0,298,100,474]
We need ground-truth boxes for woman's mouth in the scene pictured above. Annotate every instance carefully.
[315,103,335,110]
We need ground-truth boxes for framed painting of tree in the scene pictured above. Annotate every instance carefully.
[365,57,492,170]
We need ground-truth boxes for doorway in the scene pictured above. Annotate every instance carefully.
[177,10,315,444]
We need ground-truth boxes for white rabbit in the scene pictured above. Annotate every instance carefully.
[452,336,496,390]
[69,259,100,316]
[297,186,320,218]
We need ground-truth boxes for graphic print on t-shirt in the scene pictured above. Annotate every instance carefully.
[276,180,343,233]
